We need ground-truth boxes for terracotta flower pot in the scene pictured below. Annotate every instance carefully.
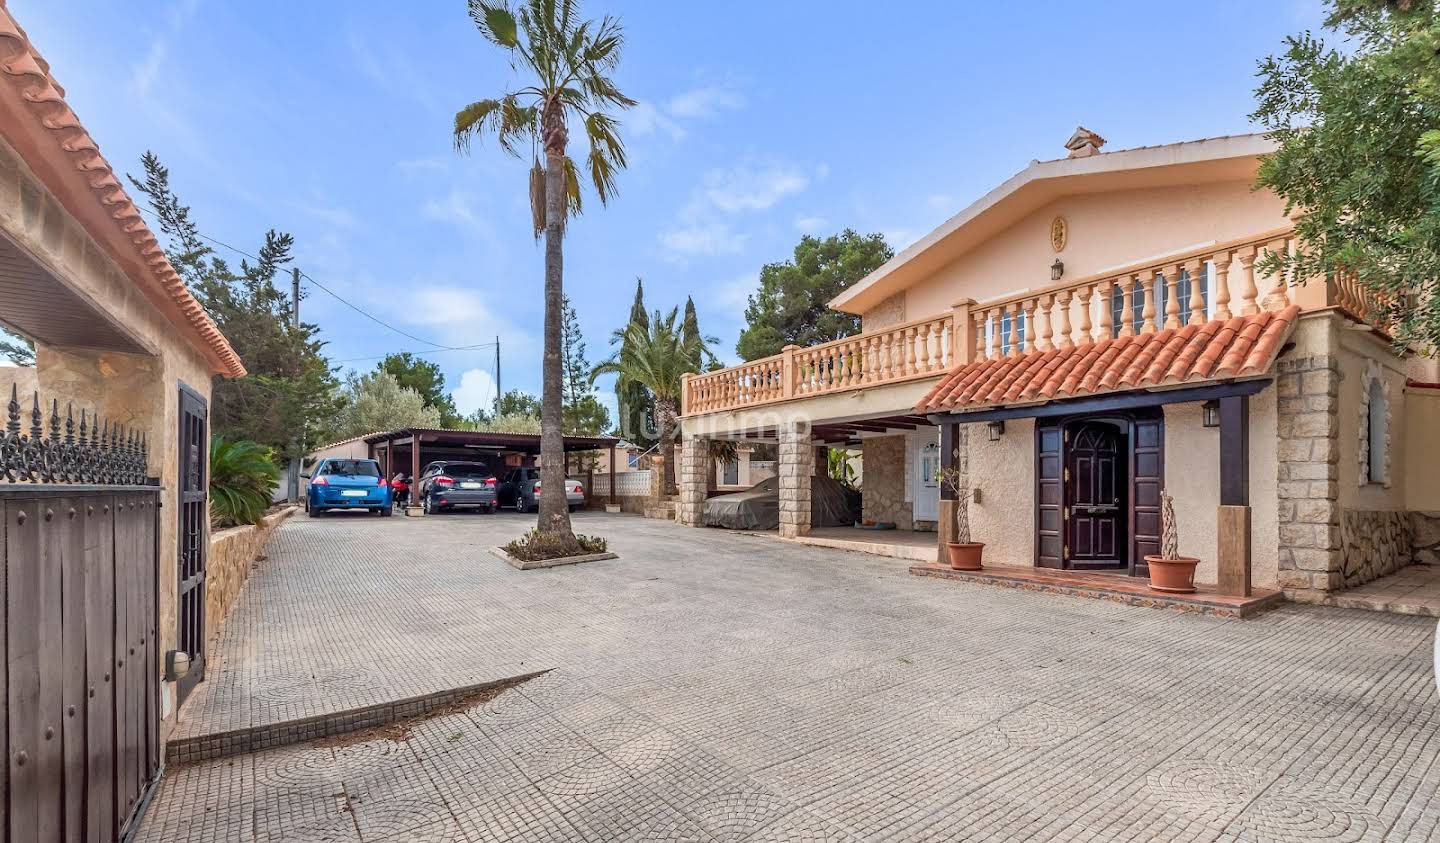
[1144,555,1200,593]
[946,542,985,571]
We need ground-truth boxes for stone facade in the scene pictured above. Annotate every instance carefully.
[861,435,911,529]
[676,439,708,527]
[1275,352,1344,595]
[860,291,906,332]
[779,422,813,538]
[1339,509,1412,587]
[205,507,296,646]
[1413,512,1440,566]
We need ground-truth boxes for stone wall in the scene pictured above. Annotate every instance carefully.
[779,422,813,538]
[1275,351,1344,595]
[861,435,911,529]
[1413,512,1440,566]
[205,506,296,646]
[1338,510,1412,587]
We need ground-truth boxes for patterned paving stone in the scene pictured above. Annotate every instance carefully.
[138,513,1440,841]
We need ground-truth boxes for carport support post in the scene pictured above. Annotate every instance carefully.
[677,437,709,527]
[1217,395,1251,596]
[607,443,617,507]
[408,433,423,516]
[779,421,813,538]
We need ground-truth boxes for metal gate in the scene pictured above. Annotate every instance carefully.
[176,385,207,705]
[0,387,161,840]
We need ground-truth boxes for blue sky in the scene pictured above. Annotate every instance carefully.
[13,0,1325,421]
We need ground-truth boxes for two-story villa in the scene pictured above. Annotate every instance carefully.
[676,129,1440,604]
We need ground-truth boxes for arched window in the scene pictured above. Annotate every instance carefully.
[1365,377,1387,484]
[1358,362,1391,487]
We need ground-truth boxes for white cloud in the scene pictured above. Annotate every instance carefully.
[406,286,498,327]
[713,274,757,310]
[926,194,955,211]
[794,216,828,234]
[666,85,744,119]
[659,159,812,261]
[660,221,746,258]
[288,200,357,229]
[883,228,923,250]
[627,101,686,140]
[130,0,199,96]
[629,83,742,142]
[701,163,809,213]
[452,367,498,415]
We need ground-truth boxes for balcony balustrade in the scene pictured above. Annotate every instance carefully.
[682,228,1393,416]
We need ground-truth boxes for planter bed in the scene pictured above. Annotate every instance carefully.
[489,546,618,570]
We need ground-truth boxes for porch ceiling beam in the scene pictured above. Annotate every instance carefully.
[926,378,1272,425]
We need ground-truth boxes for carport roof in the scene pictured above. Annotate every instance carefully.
[362,428,620,453]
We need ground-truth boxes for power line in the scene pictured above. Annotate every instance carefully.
[332,342,497,364]
[135,203,475,351]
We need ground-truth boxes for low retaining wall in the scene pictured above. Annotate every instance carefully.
[205,506,296,645]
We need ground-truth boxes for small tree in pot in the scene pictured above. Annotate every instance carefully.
[1144,490,1200,592]
[936,466,983,570]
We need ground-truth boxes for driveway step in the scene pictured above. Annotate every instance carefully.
[909,562,1285,617]
[166,670,547,765]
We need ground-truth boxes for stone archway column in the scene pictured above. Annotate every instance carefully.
[677,437,708,527]
[779,422,813,538]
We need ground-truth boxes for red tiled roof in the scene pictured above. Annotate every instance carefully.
[0,5,244,377]
[916,306,1300,414]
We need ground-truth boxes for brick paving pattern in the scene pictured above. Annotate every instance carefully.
[141,512,1440,841]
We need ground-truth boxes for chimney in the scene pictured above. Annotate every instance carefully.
[1065,127,1106,158]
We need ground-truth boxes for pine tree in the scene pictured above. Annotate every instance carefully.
[128,152,341,458]
[613,278,654,445]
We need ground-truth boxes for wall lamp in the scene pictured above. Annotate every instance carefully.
[987,420,1005,441]
[1202,400,1221,428]
[1051,259,1065,281]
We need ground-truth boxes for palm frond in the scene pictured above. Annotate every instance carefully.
[453,99,503,154]
[468,1,519,48]
[562,156,584,217]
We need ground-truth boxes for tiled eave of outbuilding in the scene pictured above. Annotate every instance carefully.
[916,306,1300,416]
[0,3,244,377]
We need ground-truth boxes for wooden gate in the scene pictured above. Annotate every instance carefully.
[176,385,207,705]
[0,388,161,840]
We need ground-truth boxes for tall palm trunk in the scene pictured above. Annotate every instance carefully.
[656,397,677,496]
[539,100,577,545]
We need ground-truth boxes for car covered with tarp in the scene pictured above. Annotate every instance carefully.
[703,474,858,530]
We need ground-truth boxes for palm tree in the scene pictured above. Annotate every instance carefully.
[454,0,634,547]
[593,308,689,495]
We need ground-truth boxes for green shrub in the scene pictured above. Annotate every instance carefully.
[502,530,607,562]
[210,435,280,528]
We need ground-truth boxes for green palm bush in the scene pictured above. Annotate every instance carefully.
[210,435,280,528]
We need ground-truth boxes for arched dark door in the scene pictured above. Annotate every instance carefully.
[1065,420,1127,570]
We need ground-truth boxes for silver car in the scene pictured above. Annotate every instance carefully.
[501,467,586,512]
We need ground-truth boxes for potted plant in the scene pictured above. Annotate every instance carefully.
[1144,490,1200,593]
[936,466,983,570]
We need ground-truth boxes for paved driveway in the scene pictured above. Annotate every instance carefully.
[142,512,1440,841]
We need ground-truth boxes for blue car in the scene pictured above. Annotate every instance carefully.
[305,458,393,517]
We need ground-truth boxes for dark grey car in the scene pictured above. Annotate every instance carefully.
[416,461,499,514]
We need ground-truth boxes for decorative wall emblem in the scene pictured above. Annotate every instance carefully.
[1050,216,1067,252]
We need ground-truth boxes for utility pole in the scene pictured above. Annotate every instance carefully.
[494,335,502,413]
[288,267,302,502]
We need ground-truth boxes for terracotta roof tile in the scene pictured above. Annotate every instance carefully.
[0,5,244,377]
[915,306,1301,415]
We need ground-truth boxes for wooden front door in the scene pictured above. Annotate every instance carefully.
[1064,420,1127,570]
